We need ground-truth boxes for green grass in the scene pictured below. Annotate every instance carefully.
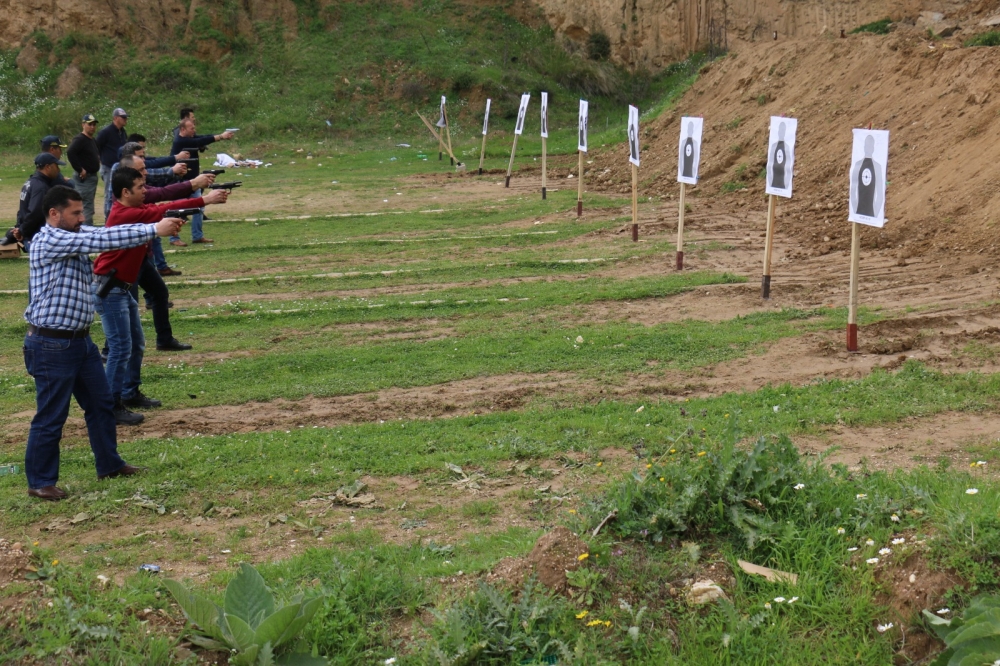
[965,30,1000,47]
[851,18,893,35]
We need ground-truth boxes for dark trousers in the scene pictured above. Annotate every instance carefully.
[132,257,173,346]
[23,332,126,488]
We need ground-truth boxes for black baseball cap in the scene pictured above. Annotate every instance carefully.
[82,114,97,123]
[41,135,67,150]
[35,153,66,167]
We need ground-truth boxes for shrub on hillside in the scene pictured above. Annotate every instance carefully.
[850,18,892,35]
[965,30,1000,47]
[587,32,611,61]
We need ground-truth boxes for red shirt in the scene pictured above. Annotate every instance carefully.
[93,197,203,283]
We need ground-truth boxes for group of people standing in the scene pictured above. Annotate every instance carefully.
[7,107,237,501]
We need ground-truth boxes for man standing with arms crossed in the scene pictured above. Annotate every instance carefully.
[95,108,128,202]
[22,185,183,500]
[67,114,100,225]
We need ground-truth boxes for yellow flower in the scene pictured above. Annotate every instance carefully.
[724,413,730,418]
[577,553,589,561]
[51,560,59,566]
[596,462,603,467]
[33,541,39,546]
[604,620,612,627]
[294,469,299,473]
[669,449,676,454]
[568,509,577,514]
[586,619,604,627]
[646,464,652,469]
[697,451,707,457]
[659,477,665,482]
[576,610,589,619]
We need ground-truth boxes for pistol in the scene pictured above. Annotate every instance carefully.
[209,181,242,190]
[164,208,202,219]
[202,169,225,176]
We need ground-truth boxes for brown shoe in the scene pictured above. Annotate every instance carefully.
[28,485,68,501]
[192,237,214,244]
[158,267,182,276]
[98,464,146,480]
[169,239,188,247]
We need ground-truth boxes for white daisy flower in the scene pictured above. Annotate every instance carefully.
[936,608,950,615]
[794,483,805,490]
[856,494,867,499]
[774,597,786,603]
[764,602,772,610]
[966,488,979,495]
[892,538,905,545]
[848,547,858,552]
[865,539,875,546]
[876,622,893,633]
[879,548,891,555]
[891,514,900,522]
[837,527,846,535]
[788,597,799,604]
[866,557,879,565]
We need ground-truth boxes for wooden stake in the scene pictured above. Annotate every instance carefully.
[438,129,444,161]
[631,163,638,241]
[761,194,777,299]
[478,132,487,175]
[577,150,584,217]
[847,221,861,351]
[443,106,455,166]
[416,112,458,164]
[541,136,547,199]
[505,134,519,188]
[676,183,686,270]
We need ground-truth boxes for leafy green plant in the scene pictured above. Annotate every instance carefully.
[164,563,325,665]
[851,18,892,35]
[601,423,808,550]
[419,580,572,664]
[566,567,605,607]
[587,32,611,61]
[923,595,1000,665]
[965,30,1000,47]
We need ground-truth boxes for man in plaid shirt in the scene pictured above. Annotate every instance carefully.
[22,185,183,501]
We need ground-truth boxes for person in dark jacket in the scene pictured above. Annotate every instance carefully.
[95,108,128,186]
[66,114,100,225]
[40,136,72,187]
[168,119,234,245]
[3,154,66,249]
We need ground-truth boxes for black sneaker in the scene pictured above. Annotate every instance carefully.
[156,338,192,351]
[113,399,145,426]
[144,301,173,310]
[123,390,162,409]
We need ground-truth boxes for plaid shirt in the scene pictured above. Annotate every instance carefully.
[25,222,157,331]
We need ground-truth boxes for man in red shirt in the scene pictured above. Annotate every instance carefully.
[93,166,228,424]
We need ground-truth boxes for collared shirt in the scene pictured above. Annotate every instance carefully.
[104,163,175,217]
[25,222,156,331]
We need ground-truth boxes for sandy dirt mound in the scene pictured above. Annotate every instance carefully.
[591,24,1000,259]
[528,526,589,592]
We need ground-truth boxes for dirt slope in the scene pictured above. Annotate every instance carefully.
[592,24,1000,260]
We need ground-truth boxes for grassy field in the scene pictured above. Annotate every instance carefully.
[2,141,1000,665]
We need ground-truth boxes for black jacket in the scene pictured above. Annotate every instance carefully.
[95,123,127,168]
[67,132,100,177]
[16,171,59,241]
[170,133,217,180]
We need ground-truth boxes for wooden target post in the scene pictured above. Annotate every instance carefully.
[577,151,584,216]
[417,112,457,164]
[505,134,519,188]
[443,107,455,166]
[676,183,686,269]
[631,164,638,241]
[478,133,487,175]
[761,194,777,298]
[847,221,861,351]
[541,136,547,199]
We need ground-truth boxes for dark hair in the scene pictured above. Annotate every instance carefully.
[127,133,147,143]
[180,107,195,120]
[121,141,144,158]
[42,186,83,216]
[112,166,143,200]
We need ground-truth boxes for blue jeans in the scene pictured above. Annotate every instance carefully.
[171,188,203,242]
[151,237,168,271]
[93,286,144,400]
[23,332,126,488]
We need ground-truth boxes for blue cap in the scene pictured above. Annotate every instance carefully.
[35,153,66,167]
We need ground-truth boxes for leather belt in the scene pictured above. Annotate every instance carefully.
[28,325,90,339]
[106,276,134,291]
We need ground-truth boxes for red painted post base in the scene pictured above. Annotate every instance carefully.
[505,176,510,188]
[676,251,684,271]
[632,224,638,242]
[542,187,547,200]
[761,275,771,299]
[577,201,582,217]
[847,323,858,352]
